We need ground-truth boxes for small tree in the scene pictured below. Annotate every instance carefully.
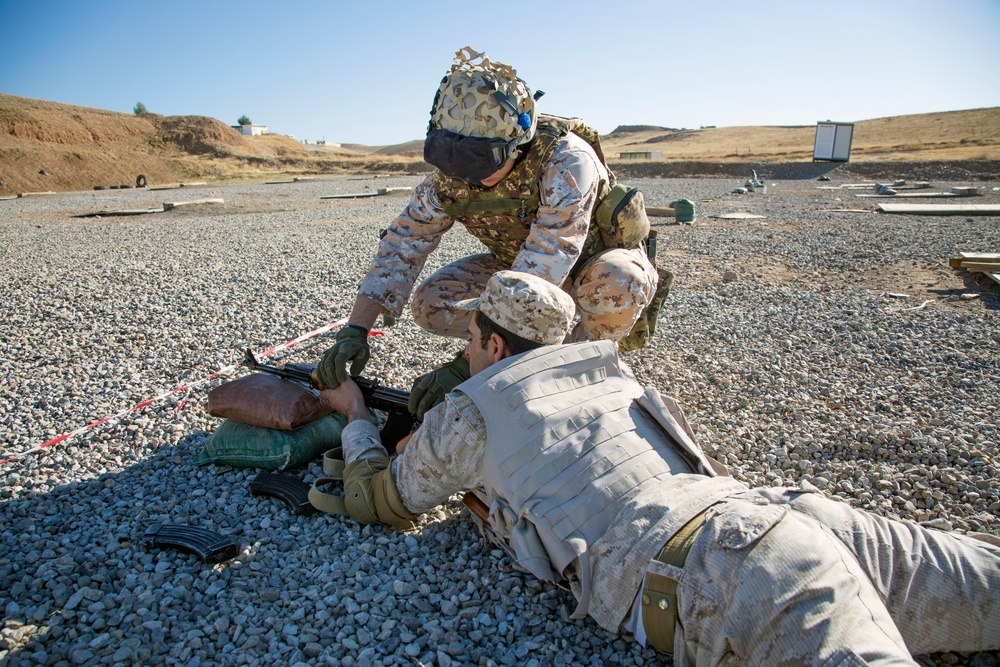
[237,115,252,126]
[133,101,148,115]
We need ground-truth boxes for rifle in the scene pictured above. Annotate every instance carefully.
[243,349,414,453]
[243,349,490,523]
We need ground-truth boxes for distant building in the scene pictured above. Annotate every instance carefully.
[233,124,268,136]
[619,151,663,160]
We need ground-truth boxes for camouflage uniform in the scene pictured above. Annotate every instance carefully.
[338,347,1000,665]
[356,131,658,342]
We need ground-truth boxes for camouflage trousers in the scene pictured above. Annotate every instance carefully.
[411,249,658,341]
[667,487,1000,666]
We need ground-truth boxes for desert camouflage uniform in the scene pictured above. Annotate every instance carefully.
[339,343,1000,666]
[356,132,658,342]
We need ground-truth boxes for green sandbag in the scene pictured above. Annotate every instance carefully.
[195,412,354,470]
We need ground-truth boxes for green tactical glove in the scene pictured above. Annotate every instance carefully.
[314,326,371,389]
[408,353,470,421]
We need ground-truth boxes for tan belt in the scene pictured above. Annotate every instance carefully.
[641,510,709,654]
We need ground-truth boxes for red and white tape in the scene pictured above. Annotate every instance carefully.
[2,318,385,466]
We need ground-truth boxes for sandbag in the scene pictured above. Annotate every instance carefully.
[194,412,352,470]
[206,373,330,431]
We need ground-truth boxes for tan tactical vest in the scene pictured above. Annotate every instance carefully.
[433,115,612,267]
[457,340,741,620]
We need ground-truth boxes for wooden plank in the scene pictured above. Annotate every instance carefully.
[320,192,379,199]
[73,207,164,218]
[710,212,767,219]
[960,262,1000,272]
[151,182,208,190]
[878,203,1000,215]
[646,206,675,217]
[265,177,315,184]
[162,199,224,210]
[857,192,958,198]
[948,253,1000,268]
[819,208,873,213]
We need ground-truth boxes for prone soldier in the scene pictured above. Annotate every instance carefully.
[318,270,1000,666]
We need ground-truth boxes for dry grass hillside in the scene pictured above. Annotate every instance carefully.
[601,107,1000,163]
[1,92,998,195]
[0,94,417,195]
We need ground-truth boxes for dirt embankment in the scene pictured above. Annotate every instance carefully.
[0,94,424,195]
[2,93,999,195]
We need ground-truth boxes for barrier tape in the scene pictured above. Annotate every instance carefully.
[1,318,386,466]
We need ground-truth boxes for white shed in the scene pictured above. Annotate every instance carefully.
[619,151,663,160]
[813,121,854,161]
[235,124,268,136]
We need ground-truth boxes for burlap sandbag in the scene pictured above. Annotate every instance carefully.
[206,373,331,431]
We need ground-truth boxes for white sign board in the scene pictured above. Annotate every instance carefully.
[813,122,854,161]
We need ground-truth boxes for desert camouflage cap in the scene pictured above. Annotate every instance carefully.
[456,271,575,345]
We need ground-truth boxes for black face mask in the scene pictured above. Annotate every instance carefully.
[424,129,515,183]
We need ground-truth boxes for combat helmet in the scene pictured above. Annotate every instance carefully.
[424,47,541,183]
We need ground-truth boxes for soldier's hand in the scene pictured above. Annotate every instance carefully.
[408,353,470,420]
[320,378,369,423]
[314,326,371,389]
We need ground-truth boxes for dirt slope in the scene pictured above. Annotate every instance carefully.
[0,94,420,195]
[2,92,999,196]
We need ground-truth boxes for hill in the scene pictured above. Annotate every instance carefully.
[0,94,423,195]
[1,92,998,195]
[599,107,1000,163]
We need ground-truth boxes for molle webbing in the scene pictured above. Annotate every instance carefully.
[504,403,649,508]
[533,443,672,540]
[438,196,538,218]
[434,118,597,266]
[500,403,613,476]
[509,421,675,524]
[503,367,608,410]
[487,343,605,390]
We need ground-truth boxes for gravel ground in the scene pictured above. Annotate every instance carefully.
[1,172,999,666]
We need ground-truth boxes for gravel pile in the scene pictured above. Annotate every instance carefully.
[2,173,998,666]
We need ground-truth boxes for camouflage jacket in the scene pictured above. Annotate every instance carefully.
[356,131,608,317]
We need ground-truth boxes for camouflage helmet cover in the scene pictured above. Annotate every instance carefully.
[455,271,575,346]
[429,46,537,145]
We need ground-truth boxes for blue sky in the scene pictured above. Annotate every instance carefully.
[2,0,998,146]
